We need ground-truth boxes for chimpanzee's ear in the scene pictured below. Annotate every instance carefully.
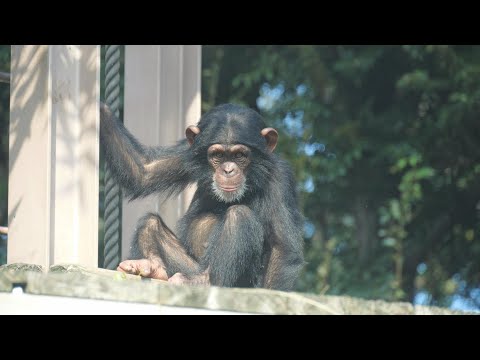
[261,128,278,152]
[186,126,201,146]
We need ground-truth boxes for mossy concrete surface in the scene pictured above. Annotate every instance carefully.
[0,263,475,315]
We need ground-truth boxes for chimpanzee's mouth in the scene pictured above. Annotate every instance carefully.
[212,179,247,203]
[219,186,238,192]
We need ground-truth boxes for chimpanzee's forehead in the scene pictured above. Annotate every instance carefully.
[201,116,265,148]
[197,105,267,149]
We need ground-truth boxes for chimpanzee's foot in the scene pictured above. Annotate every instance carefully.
[117,259,168,281]
[168,272,210,286]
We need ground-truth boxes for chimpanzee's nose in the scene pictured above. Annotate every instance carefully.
[223,162,235,176]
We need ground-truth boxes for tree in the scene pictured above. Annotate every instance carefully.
[202,45,480,310]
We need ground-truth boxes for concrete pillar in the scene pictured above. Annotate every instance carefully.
[8,45,100,268]
[122,45,201,259]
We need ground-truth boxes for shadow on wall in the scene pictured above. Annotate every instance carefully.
[7,46,100,265]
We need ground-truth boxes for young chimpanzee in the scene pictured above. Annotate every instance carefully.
[100,103,304,291]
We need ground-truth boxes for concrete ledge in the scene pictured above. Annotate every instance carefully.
[0,293,248,315]
[0,263,475,315]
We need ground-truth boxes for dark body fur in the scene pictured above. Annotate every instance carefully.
[100,103,304,291]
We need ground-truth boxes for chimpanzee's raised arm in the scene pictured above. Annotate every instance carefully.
[100,103,193,200]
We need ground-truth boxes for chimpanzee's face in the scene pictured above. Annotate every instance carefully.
[207,143,251,203]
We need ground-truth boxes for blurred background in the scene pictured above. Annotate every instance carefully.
[1,45,479,311]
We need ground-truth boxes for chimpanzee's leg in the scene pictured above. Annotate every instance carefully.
[199,205,264,287]
[117,213,200,280]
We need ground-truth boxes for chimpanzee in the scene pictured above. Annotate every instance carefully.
[100,103,304,291]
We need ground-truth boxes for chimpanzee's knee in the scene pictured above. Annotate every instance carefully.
[130,213,167,259]
[137,213,162,231]
[221,205,263,253]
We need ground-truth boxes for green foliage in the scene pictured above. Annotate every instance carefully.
[202,45,480,309]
